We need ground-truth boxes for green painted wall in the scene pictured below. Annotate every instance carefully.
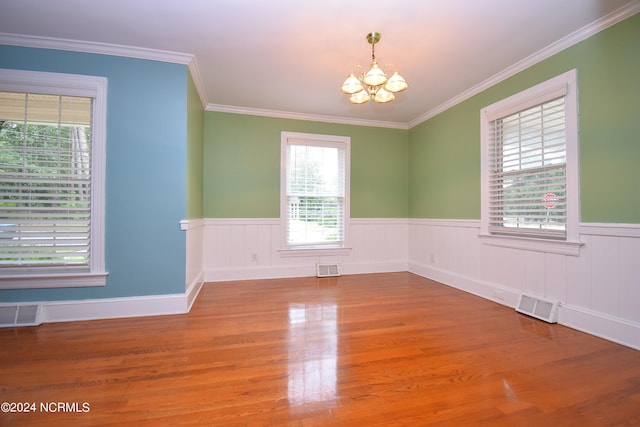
[204,113,408,218]
[409,101,481,219]
[186,73,204,219]
[409,13,640,223]
[573,14,640,223]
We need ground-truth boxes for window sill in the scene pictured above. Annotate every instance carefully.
[0,271,108,289]
[279,247,352,258]
[479,234,584,256]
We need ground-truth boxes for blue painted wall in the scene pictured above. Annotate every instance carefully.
[0,46,188,301]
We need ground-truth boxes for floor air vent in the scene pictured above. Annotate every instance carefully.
[0,304,42,328]
[516,294,559,324]
[317,264,340,277]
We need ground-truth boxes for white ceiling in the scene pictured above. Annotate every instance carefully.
[0,0,637,128]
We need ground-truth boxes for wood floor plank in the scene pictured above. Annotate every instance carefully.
[1,272,639,426]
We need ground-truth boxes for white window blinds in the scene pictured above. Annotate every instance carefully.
[285,138,346,248]
[0,91,93,268]
[487,96,567,240]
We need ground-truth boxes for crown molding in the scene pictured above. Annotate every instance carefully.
[407,0,640,129]
[0,33,194,65]
[206,103,410,130]
[0,32,210,106]
[186,57,208,109]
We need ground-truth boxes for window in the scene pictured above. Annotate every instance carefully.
[0,69,107,288]
[280,132,350,254]
[480,70,582,255]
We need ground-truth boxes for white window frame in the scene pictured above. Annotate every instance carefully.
[279,131,351,257]
[0,69,108,288]
[480,69,583,256]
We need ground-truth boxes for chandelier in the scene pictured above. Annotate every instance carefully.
[340,32,408,104]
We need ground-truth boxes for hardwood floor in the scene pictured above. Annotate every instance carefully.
[1,272,639,426]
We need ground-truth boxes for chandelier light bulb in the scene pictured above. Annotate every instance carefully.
[384,71,409,93]
[349,89,370,104]
[374,87,395,103]
[363,62,387,87]
[341,74,363,94]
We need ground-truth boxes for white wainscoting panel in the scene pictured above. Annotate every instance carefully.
[181,219,205,309]
[619,236,640,321]
[202,218,408,282]
[408,219,640,350]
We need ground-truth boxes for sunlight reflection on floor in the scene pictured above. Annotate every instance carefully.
[288,303,338,407]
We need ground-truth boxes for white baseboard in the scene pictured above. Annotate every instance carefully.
[559,304,640,350]
[35,272,205,324]
[204,261,408,282]
[42,291,190,324]
[409,261,640,351]
[204,265,312,282]
[41,273,209,323]
[408,261,521,308]
[341,261,408,275]
[185,271,205,311]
